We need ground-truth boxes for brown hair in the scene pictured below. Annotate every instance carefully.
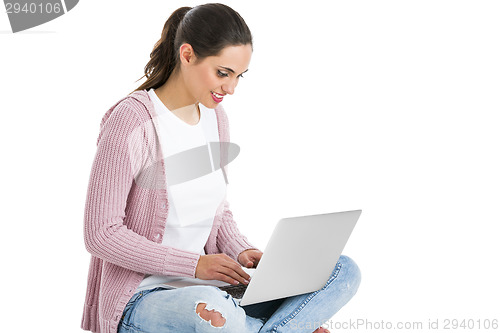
[130,3,253,95]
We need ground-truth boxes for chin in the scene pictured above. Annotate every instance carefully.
[203,99,219,109]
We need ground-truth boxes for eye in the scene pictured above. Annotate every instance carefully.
[217,70,229,78]
[237,74,245,79]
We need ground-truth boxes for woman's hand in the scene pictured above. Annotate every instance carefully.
[237,249,263,268]
[195,254,251,285]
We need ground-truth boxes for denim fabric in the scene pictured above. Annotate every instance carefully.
[118,255,361,333]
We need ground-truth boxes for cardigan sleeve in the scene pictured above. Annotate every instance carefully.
[83,101,200,278]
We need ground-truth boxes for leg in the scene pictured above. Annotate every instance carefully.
[118,285,264,332]
[196,302,227,327]
[259,255,361,333]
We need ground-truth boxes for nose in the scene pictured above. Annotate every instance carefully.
[222,78,238,95]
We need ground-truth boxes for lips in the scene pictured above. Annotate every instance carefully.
[211,91,224,103]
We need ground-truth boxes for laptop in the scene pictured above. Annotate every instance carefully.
[162,209,361,306]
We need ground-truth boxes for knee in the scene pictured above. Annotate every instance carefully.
[196,303,226,327]
[337,255,362,293]
[192,286,247,330]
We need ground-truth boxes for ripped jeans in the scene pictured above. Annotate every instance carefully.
[117,255,361,333]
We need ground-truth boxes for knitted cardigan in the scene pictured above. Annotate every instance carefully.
[81,90,256,333]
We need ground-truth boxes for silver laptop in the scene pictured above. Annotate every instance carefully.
[163,209,361,306]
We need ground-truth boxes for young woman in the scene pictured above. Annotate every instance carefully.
[81,4,361,333]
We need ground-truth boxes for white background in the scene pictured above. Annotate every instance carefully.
[1,0,499,331]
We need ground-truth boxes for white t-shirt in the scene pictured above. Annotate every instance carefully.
[136,88,227,291]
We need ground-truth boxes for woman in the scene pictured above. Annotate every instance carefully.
[81,3,361,333]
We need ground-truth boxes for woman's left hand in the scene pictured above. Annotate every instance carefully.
[237,249,263,268]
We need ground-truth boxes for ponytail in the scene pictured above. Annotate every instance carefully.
[131,6,191,94]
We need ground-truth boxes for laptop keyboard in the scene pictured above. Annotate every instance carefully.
[218,284,248,299]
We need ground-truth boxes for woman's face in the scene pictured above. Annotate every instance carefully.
[181,44,253,108]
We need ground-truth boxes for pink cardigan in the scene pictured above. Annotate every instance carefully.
[81,90,256,333]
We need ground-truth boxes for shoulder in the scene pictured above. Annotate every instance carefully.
[100,90,156,128]
[114,90,154,121]
[97,90,156,144]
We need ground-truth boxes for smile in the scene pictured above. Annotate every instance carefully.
[211,91,224,103]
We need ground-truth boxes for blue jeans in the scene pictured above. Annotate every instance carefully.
[118,255,361,333]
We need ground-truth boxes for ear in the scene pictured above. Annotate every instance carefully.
[179,43,197,66]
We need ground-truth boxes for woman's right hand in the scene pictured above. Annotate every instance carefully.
[195,254,251,285]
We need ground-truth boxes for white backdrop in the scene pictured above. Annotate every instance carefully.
[1,0,499,331]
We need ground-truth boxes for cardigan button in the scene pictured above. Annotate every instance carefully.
[161,203,166,209]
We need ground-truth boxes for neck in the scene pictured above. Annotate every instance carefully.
[154,69,200,124]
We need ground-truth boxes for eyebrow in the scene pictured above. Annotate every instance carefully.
[219,66,249,75]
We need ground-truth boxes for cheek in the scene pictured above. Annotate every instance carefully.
[198,70,219,91]
[188,66,220,100]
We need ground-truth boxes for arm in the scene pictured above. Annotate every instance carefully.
[83,102,200,277]
[195,200,260,285]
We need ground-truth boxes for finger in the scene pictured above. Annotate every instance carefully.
[246,254,260,268]
[217,266,248,285]
[213,272,240,285]
[225,265,251,285]
[221,262,252,284]
[253,251,263,260]
[232,263,251,281]
[221,257,252,281]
